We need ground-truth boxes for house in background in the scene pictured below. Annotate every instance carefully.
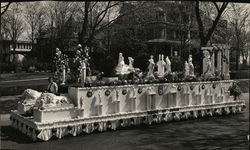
[0,39,34,63]
[108,1,200,60]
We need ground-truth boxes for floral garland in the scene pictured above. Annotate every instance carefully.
[228,82,242,100]
[53,49,69,82]
[73,46,91,82]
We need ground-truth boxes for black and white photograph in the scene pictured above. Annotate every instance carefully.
[0,0,249,149]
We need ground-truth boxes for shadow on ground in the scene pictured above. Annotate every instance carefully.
[0,100,19,114]
[1,126,34,144]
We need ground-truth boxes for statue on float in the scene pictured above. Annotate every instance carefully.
[146,55,155,79]
[203,50,214,79]
[115,52,132,75]
[73,44,91,84]
[157,54,166,77]
[188,55,195,77]
[165,56,171,75]
[80,61,86,85]
[20,89,71,109]
[53,48,69,84]
[118,52,125,66]
[128,57,135,72]
[185,61,189,76]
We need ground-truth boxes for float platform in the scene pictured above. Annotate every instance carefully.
[10,80,245,141]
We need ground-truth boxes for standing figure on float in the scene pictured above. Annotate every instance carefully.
[165,56,171,75]
[147,55,155,78]
[157,54,166,77]
[203,50,213,79]
[188,54,195,77]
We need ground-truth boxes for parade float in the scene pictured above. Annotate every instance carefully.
[10,44,245,141]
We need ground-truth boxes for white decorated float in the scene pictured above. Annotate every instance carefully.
[10,45,245,141]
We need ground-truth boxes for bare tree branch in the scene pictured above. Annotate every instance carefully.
[213,2,220,12]
[195,1,228,47]
[1,2,11,15]
[195,1,205,44]
[89,1,98,13]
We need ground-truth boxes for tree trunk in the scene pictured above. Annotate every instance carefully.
[236,52,240,70]
[79,2,90,47]
[31,23,34,47]
[235,28,241,70]
[195,2,228,74]
[13,39,17,72]
[0,3,2,63]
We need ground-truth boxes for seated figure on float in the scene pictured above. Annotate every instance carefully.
[115,53,133,75]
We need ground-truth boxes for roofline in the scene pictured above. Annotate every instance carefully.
[2,40,35,44]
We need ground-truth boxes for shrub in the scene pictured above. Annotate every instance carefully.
[171,56,184,72]
[101,55,117,77]
[90,49,106,72]
[0,63,15,73]
[134,53,150,72]
[22,58,38,72]
[229,82,242,100]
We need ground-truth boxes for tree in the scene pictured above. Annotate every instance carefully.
[0,2,11,34]
[173,2,195,58]
[24,2,46,46]
[0,2,11,62]
[193,1,229,74]
[0,2,11,31]
[3,3,25,63]
[33,1,79,62]
[78,1,122,48]
[77,1,149,49]
[44,1,77,50]
[195,1,228,47]
[227,3,250,69]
